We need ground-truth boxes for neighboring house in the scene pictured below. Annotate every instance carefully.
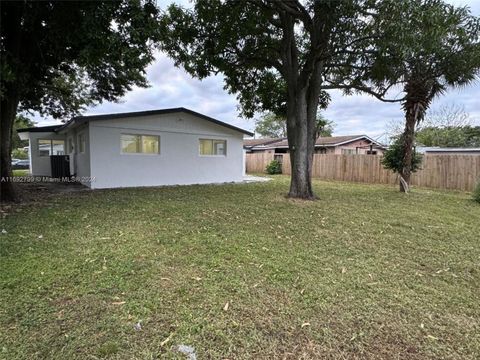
[416,147,480,155]
[18,107,253,189]
[244,135,387,155]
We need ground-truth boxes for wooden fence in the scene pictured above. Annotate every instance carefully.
[245,153,480,192]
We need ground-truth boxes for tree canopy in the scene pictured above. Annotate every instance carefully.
[1,0,161,201]
[1,1,160,118]
[159,0,390,199]
[415,105,480,147]
[385,105,480,148]
[255,112,333,138]
[11,115,35,151]
[363,0,480,191]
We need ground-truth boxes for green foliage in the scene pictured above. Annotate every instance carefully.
[366,0,480,111]
[11,115,35,150]
[11,148,27,159]
[416,126,480,147]
[473,181,480,204]
[413,105,480,147]
[382,137,422,174]
[1,1,161,118]
[266,160,282,175]
[315,114,334,137]
[256,112,333,138]
[159,1,377,118]
[255,113,287,138]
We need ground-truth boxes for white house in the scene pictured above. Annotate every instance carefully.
[18,108,253,189]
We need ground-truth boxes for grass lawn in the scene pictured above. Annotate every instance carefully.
[1,177,479,359]
[12,169,29,177]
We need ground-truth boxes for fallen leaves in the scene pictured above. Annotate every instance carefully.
[160,333,173,347]
[111,301,126,306]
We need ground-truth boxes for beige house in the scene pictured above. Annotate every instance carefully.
[244,135,387,155]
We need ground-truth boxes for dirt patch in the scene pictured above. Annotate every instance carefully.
[1,179,88,217]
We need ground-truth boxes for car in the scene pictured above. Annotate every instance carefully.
[12,160,30,169]
[11,158,20,166]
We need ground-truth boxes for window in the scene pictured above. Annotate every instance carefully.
[78,133,86,153]
[121,134,160,154]
[38,139,52,157]
[341,148,356,155]
[52,140,65,155]
[199,139,226,156]
[37,139,65,156]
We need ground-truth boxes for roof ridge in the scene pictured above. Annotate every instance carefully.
[49,108,252,136]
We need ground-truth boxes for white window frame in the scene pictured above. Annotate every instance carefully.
[198,138,227,157]
[120,133,160,155]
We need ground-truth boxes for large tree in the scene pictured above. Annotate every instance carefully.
[159,0,385,199]
[1,0,160,202]
[365,0,480,192]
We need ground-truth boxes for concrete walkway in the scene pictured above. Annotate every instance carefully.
[242,175,272,183]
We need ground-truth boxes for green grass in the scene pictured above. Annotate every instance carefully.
[12,169,29,176]
[1,177,479,359]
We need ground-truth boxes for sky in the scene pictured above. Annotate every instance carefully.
[34,0,480,143]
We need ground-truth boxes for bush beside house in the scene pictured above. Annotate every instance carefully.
[266,160,282,174]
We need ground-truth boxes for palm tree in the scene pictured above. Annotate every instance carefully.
[369,0,480,192]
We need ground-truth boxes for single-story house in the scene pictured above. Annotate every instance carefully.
[18,107,253,189]
[416,146,480,155]
[244,135,387,155]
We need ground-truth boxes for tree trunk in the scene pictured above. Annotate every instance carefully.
[287,89,316,199]
[1,3,25,202]
[0,93,20,202]
[399,104,418,193]
[279,11,322,200]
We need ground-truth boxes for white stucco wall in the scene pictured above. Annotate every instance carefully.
[63,124,91,185]
[88,112,245,189]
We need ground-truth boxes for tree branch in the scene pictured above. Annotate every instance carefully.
[322,82,405,103]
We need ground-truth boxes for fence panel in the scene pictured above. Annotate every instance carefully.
[245,152,274,174]
[245,152,480,191]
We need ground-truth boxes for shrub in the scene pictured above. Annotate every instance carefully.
[12,148,28,159]
[381,136,422,174]
[473,180,480,204]
[266,159,282,174]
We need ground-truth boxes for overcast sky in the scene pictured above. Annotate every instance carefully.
[35,0,480,143]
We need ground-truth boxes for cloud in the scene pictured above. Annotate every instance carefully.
[33,0,480,138]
